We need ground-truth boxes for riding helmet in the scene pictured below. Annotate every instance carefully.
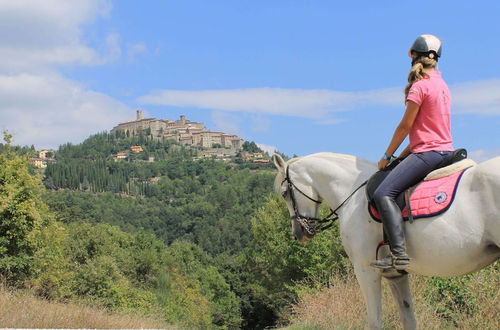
[410,34,442,59]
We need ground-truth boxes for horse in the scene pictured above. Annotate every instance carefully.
[272,152,500,329]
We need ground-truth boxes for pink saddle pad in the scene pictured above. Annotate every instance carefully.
[369,168,470,221]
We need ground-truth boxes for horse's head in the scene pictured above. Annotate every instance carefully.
[272,154,321,242]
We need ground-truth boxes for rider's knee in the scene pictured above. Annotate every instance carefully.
[372,188,389,203]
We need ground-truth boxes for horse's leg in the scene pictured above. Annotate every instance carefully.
[386,274,417,330]
[353,265,382,329]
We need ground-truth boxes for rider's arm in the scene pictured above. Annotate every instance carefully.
[378,101,420,169]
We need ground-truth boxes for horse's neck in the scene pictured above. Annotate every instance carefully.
[300,154,375,209]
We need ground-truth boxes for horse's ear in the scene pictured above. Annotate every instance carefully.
[272,154,286,173]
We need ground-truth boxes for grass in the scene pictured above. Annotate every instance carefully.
[285,262,500,330]
[0,284,172,329]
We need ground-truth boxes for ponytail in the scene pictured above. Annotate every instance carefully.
[404,56,437,101]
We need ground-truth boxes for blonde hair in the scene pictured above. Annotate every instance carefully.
[404,56,438,101]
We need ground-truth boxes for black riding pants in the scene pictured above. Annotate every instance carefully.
[373,151,453,202]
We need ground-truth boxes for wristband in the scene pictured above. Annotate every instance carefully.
[383,153,393,161]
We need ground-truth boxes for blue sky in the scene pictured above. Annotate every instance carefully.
[1,0,500,161]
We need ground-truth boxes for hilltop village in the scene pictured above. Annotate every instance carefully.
[111,110,243,150]
[110,110,268,161]
[30,111,269,167]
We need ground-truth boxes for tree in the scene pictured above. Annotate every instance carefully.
[167,240,242,328]
[242,141,263,153]
[0,131,48,282]
[242,194,348,327]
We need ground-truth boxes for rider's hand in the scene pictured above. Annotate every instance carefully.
[378,157,389,170]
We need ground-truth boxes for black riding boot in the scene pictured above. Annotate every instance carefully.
[371,196,410,271]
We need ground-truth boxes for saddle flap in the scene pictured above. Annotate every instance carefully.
[365,148,472,222]
[368,167,470,222]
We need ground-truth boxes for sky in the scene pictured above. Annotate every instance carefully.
[1,0,500,162]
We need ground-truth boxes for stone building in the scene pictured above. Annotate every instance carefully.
[111,110,242,150]
[130,145,143,153]
[111,110,171,139]
[29,149,56,168]
[29,157,56,168]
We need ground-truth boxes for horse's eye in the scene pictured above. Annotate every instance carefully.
[281,189,289,198]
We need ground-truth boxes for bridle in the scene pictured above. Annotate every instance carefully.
[282,165,367,236]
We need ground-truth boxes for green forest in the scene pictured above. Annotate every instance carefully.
[1,131,498,329]
[1,131,347,329]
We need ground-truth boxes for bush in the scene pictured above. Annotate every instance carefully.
[0,132,48,283]
[423,260,499,326]
[242,194,349,328]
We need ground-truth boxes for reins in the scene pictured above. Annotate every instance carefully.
[283,165,367,236]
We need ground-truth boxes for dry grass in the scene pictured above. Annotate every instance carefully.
[286,266,500,330]
[0,285,173,329]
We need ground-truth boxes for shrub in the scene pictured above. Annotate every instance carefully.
[0,132,48,283]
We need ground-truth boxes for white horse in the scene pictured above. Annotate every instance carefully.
[272,152,500,330]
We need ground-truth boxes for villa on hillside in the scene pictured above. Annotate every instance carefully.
[111,110,243,150]
[29,149,56,168]
[130,145,143,153]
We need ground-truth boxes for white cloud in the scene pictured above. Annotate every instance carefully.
[138,78,500,119]
[0,0,115,72]
[451,79,500,115]
[138,87,401,119]
[0,0,134,149]
[468,149,500,163]
[256,143,277,156]
[314,118,347,125]
[0,73,131,148]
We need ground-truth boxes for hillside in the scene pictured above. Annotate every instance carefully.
[0,285,171,329]
[42,132,276,256]
[6,131,337,329]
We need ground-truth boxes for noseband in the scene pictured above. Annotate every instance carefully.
[282,165,367,236]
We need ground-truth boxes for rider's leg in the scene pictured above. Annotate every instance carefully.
[372,196,410,270]
[371,151,451,270]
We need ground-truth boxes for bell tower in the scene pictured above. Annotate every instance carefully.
[136,110,143,120]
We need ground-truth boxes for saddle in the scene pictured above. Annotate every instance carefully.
[366,148,471,222]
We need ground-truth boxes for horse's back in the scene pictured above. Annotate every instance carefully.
[474,156,500,180]
[468,157,500,199]
[474,157,500,244]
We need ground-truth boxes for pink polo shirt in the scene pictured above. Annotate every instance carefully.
[406,71,453,153]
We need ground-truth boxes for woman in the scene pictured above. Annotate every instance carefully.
[371,34,454,271]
